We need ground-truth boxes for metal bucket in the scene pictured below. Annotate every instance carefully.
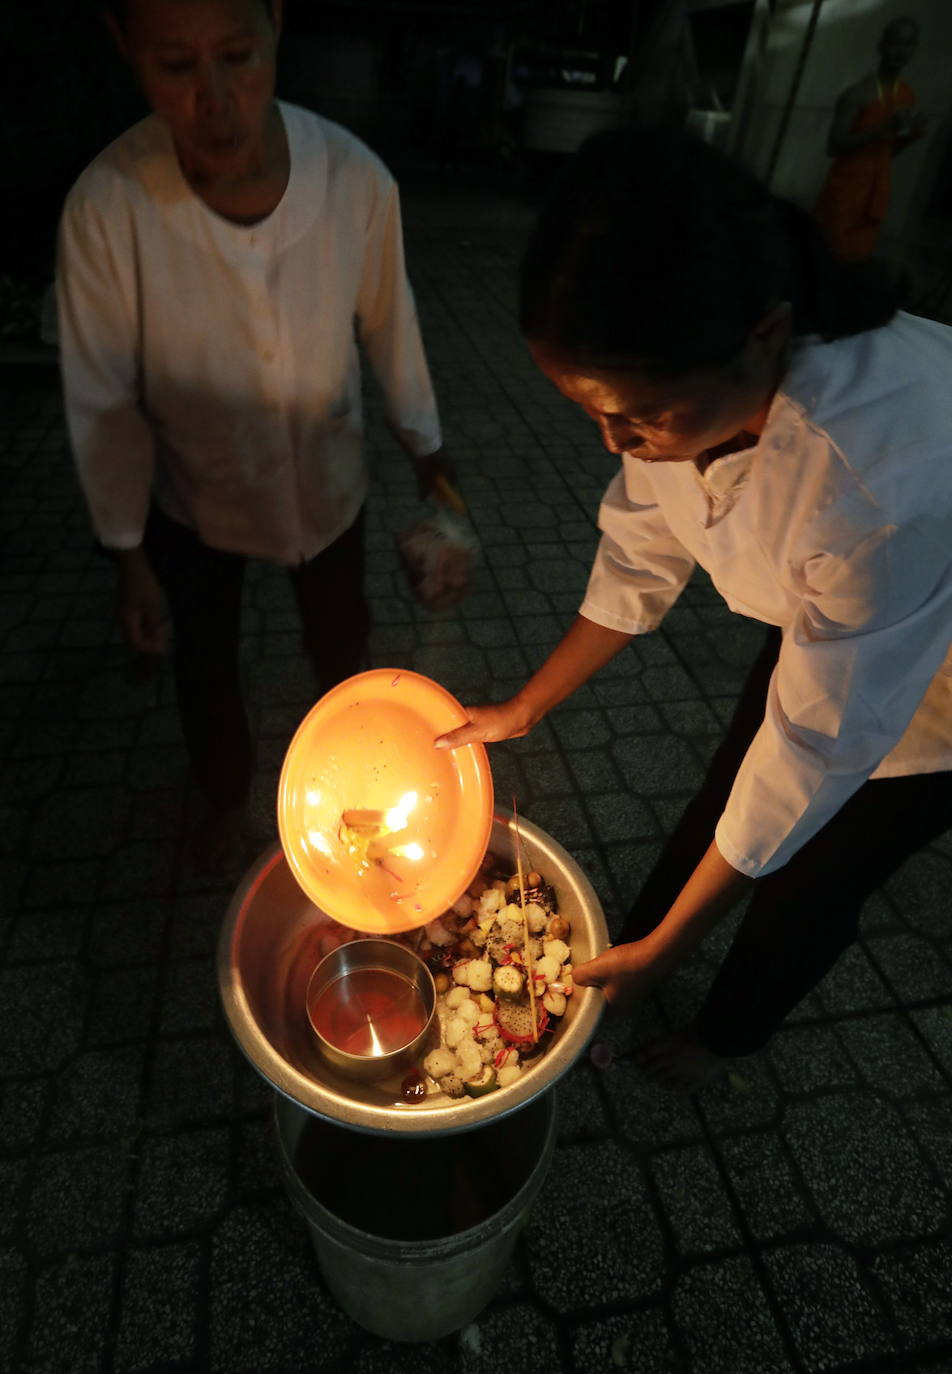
[274,1088,557,1341]
[218,808,608,1136]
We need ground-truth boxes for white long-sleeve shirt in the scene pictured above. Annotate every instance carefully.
[56,102,443,564]
[580,311,952,877]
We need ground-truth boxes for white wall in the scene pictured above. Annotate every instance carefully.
[733,0,951,253]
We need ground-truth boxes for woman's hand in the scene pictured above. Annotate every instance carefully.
[415,446,465,513]
[116,547,169,656]
[573,938,673,1010]
[435,698,534,749]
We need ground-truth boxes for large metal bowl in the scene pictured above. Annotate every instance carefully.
[218,808,609,1135]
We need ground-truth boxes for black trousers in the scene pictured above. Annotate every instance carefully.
[618,627,952,1056]
[144,505,370,811]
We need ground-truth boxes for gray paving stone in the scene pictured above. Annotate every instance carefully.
[87,899,169,967]
[26,1142,131,1254]
[764,1243,895,1370]
[8,905,87,962]
[570,1308,679,1373]
[86,966,158,1046]
[99,839,177,901]
[767,1025,861,1095]
[910,1007,952,1079]
[0,1158,28,1244]
[22,854,102,907]
[159,957,223,1035]
[693,1059,782,1133]
[837,1013,947,1096]
[651,1144,743,1256]
[47,1045,145,1143]
[524,1140,666,1310]
[413,643,491,695]
[671,1257,792,1373]
[26,1253,116,1374]
[584,792,659,843]
[209,1202,353,1370]
[871,1242,952,1347]
[29,786,133,861]
[553,1061,609,1140]
[0,1248,28,1371]
[134,1126,230,1237]
[352,1340,465,1374]
[549,706,613,749]
[0,961,88,1072]
[612,734,707,797]
[783,1094,947,1245]
[601,840,668,911]
[520,794,593,848]
[145,1035,237,1128]
[814,943,895,1014]
[564,746,625,792]
[115,1241,203,1371]
[0,1076,50,1151]
[718,1131,815,1241]
[866,933,952,1002]
[457,1302,565,1372]
[886,848,952,938]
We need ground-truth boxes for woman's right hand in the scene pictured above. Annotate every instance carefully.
[435,698,534,750]
[116,547,170,656]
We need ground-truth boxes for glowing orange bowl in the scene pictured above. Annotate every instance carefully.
[277,669,494,934]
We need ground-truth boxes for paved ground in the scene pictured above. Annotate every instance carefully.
[2,180,952,1374]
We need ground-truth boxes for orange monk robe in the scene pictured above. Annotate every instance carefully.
[814,79,916,261]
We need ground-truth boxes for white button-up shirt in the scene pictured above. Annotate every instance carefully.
[580,311,952,877]
[56,102,443,564]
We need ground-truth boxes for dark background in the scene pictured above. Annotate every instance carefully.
[2,0,756,287]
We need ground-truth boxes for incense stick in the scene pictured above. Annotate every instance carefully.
[511,797,539,1042]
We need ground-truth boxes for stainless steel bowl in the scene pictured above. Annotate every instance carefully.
[218,808,609,1136]
[305,938,437,1082]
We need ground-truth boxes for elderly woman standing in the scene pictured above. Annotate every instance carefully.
[57,0,450,866]
[439,126,952,1089]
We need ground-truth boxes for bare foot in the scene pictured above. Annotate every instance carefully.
[189,805,256,875]
[636,1027,729,1092]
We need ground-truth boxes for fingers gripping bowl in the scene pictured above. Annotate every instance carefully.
[218,809,610,1135]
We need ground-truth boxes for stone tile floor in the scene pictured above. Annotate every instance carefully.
[2,182,952,1373]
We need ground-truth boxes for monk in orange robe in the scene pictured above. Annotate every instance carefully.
[814,17,926,261]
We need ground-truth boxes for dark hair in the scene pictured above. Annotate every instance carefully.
[520,126,898,377]
[102,0,275,22]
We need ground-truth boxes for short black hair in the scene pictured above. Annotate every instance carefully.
[520,126,897,377]
[102,0,275,23]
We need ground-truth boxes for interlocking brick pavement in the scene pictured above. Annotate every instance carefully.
[2,179,951,1374]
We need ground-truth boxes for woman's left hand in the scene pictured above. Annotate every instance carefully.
[415,446,465,512]
[573,939,673,1010]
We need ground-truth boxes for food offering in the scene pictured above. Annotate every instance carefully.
[415,852,574,1100]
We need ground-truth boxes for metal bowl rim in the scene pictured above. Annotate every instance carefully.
[218,809,607,1135]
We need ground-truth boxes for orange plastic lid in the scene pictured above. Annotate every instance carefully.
[278,669,494,934]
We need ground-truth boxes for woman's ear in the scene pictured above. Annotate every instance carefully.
[750,300,792,361]
[103,6,130,62]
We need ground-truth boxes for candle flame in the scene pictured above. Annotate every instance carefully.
[385,791,418,832]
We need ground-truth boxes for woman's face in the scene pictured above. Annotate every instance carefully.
[528,307,790,466]
[115,0,281,176]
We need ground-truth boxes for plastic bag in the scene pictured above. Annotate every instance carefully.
[397,506,480,612]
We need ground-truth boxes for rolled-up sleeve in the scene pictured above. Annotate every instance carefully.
[355,175,442,460]
[716,512,952,876]
[56,190,155,549]
[580,465,697,634]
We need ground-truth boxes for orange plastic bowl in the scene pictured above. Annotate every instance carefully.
[277,669,494,935]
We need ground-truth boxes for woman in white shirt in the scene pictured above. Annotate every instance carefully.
[57,0,449,866]
[438,126,952,1088]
